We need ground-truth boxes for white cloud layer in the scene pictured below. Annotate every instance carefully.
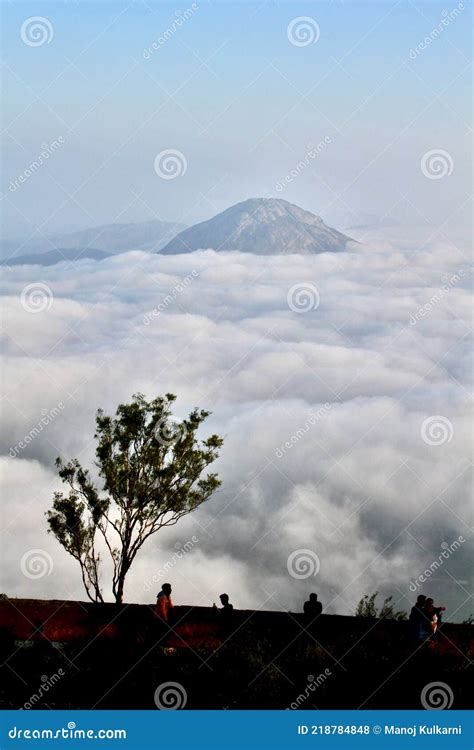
[1,234,472,620]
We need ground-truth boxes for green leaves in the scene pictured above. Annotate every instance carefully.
[355,591,407,620]
[47,492,89,559]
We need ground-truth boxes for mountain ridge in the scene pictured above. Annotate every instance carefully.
[0,219,186,261]
[1,200,354,266]
[160,198,353,255]
[0,248,109,267]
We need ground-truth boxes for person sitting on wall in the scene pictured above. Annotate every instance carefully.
[155,583,174,623]
[303,593,323,619]
[213,593,234,614]
[213,593,234,636]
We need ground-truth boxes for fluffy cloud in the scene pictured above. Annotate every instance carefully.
[1,234,472,619]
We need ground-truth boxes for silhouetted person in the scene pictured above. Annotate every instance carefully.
[424,597,445,623]
[213,593,234,637]
[409,594,428,642]
[214,593,233,613]
[303,593,322,619]
[155,583,174,623]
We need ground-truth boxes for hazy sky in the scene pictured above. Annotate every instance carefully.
[1,0,471,239]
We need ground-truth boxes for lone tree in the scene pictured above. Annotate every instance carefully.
[46,393,223,604]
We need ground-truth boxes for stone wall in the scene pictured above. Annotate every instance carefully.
[1,598,472,656]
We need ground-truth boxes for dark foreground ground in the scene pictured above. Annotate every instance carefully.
[0,599,472,710]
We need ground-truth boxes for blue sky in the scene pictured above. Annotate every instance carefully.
[2,0,471,237]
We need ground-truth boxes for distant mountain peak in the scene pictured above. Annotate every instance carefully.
[160,198,352,255]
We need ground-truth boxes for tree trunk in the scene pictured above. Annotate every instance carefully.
[115,557,129,604]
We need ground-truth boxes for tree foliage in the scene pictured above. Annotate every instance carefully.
[46,393,223,603]
[355,591,407,621]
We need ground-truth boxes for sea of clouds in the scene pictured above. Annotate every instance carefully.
[1,231,472,620]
